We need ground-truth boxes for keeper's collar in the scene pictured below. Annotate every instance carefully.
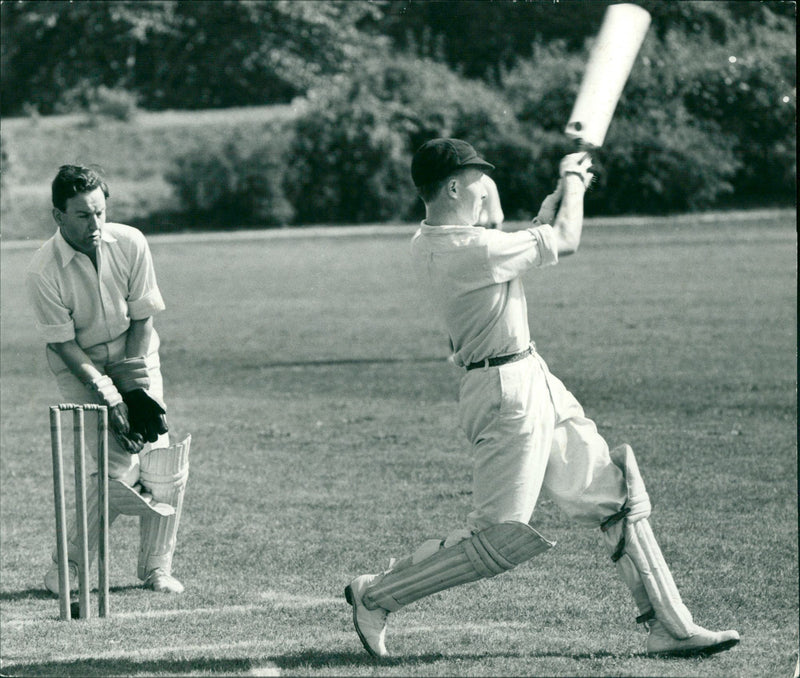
[54,228,117,267]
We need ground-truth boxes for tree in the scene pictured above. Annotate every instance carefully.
[1,0,385,115]
[378,0,795,83]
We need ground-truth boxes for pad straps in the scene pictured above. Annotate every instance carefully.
[363,522,554,612]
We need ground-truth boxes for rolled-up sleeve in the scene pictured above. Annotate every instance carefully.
[485,225,559,283]
[527,224,559,267]
[126,232,165,320]
[26,272,76,343]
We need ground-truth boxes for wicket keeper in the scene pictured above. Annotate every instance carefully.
[345,138,740,658]
[26,165,190,595]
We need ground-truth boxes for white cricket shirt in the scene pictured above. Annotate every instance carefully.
[410,223,558,367]
[26,222,165,348]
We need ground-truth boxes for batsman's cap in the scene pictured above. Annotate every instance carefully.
[411,138,494,187]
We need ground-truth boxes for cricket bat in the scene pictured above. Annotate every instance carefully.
[565,3,651,149]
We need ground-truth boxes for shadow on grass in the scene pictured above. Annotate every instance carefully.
[0,657,255,677]
[0,583,149,610]
[0,647,717,676]
[0,651,427,677]
[0,588,53,603]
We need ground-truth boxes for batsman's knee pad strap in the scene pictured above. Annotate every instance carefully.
[364,521,555,612]
[601,445,649,562]
[609,444,651,523]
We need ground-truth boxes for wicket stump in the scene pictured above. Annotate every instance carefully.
[49,404,110,620]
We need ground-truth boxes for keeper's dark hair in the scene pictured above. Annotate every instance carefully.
[51,165,109,211]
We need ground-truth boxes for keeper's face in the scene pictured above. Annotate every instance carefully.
[54,187,107,255]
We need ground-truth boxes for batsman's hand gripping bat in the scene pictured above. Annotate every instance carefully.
[565,3,651,149]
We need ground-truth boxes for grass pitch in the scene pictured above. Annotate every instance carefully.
[1,213,797,676]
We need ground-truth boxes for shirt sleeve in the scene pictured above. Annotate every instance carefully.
[25,272,76,343]
[126,231,166,320]
[484,224,559,283]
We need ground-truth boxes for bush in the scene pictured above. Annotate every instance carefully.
[90,85,141,122]
[54,81,140,122]
[285,89,414,224]
[0,141,10,192]
[678,23,796,205]
[165,123,294,227]
[502,37,744,214]
[284,55,550,224]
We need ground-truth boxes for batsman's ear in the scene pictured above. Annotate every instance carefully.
[446,177,459,198]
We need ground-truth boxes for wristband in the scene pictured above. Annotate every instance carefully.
[89,374,123,408]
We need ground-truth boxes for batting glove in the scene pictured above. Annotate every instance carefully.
[559,152,595,189]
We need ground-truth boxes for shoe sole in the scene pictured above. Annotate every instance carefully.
[649,637,740,658]
[344,584,383,659]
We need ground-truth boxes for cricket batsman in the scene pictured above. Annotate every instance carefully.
[26,165,190,594]
[344,138,740,658]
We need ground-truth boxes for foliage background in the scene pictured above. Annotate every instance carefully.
[0,0,795,232]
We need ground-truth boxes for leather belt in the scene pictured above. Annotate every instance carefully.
[465,346,533,371]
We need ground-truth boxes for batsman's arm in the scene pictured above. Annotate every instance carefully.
[552,173,585,257]
[532,179,564,227]
[478,175,505,230]
[552,152,593,256]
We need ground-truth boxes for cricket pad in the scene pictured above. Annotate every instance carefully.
[600,444,694,638]
[603,517,695,639]
[137,436,190,579]
[363,521,555,612]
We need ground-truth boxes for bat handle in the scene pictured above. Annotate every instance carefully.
[573,137,596,153]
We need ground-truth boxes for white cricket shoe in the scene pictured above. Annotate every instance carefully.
[44,560,79,595]
[344,574,389,658]
[646,619,740,657]
[144,568,185,594]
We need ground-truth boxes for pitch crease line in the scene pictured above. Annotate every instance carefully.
[3,594,341,627]
[21,639,271,664]
[397,620,530,634]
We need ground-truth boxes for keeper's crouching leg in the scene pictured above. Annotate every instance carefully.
[137,436,191,592]
[44,470,178,595]
[363,521,554,612]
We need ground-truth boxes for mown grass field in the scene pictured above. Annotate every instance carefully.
[0,213,797,677]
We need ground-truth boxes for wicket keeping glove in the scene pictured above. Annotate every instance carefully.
[105,358,169,444]
[88,375,145,454]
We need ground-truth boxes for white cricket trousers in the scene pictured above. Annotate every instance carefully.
[46,330,184,576]
[459,351,627,532]
[46,330,169,484]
